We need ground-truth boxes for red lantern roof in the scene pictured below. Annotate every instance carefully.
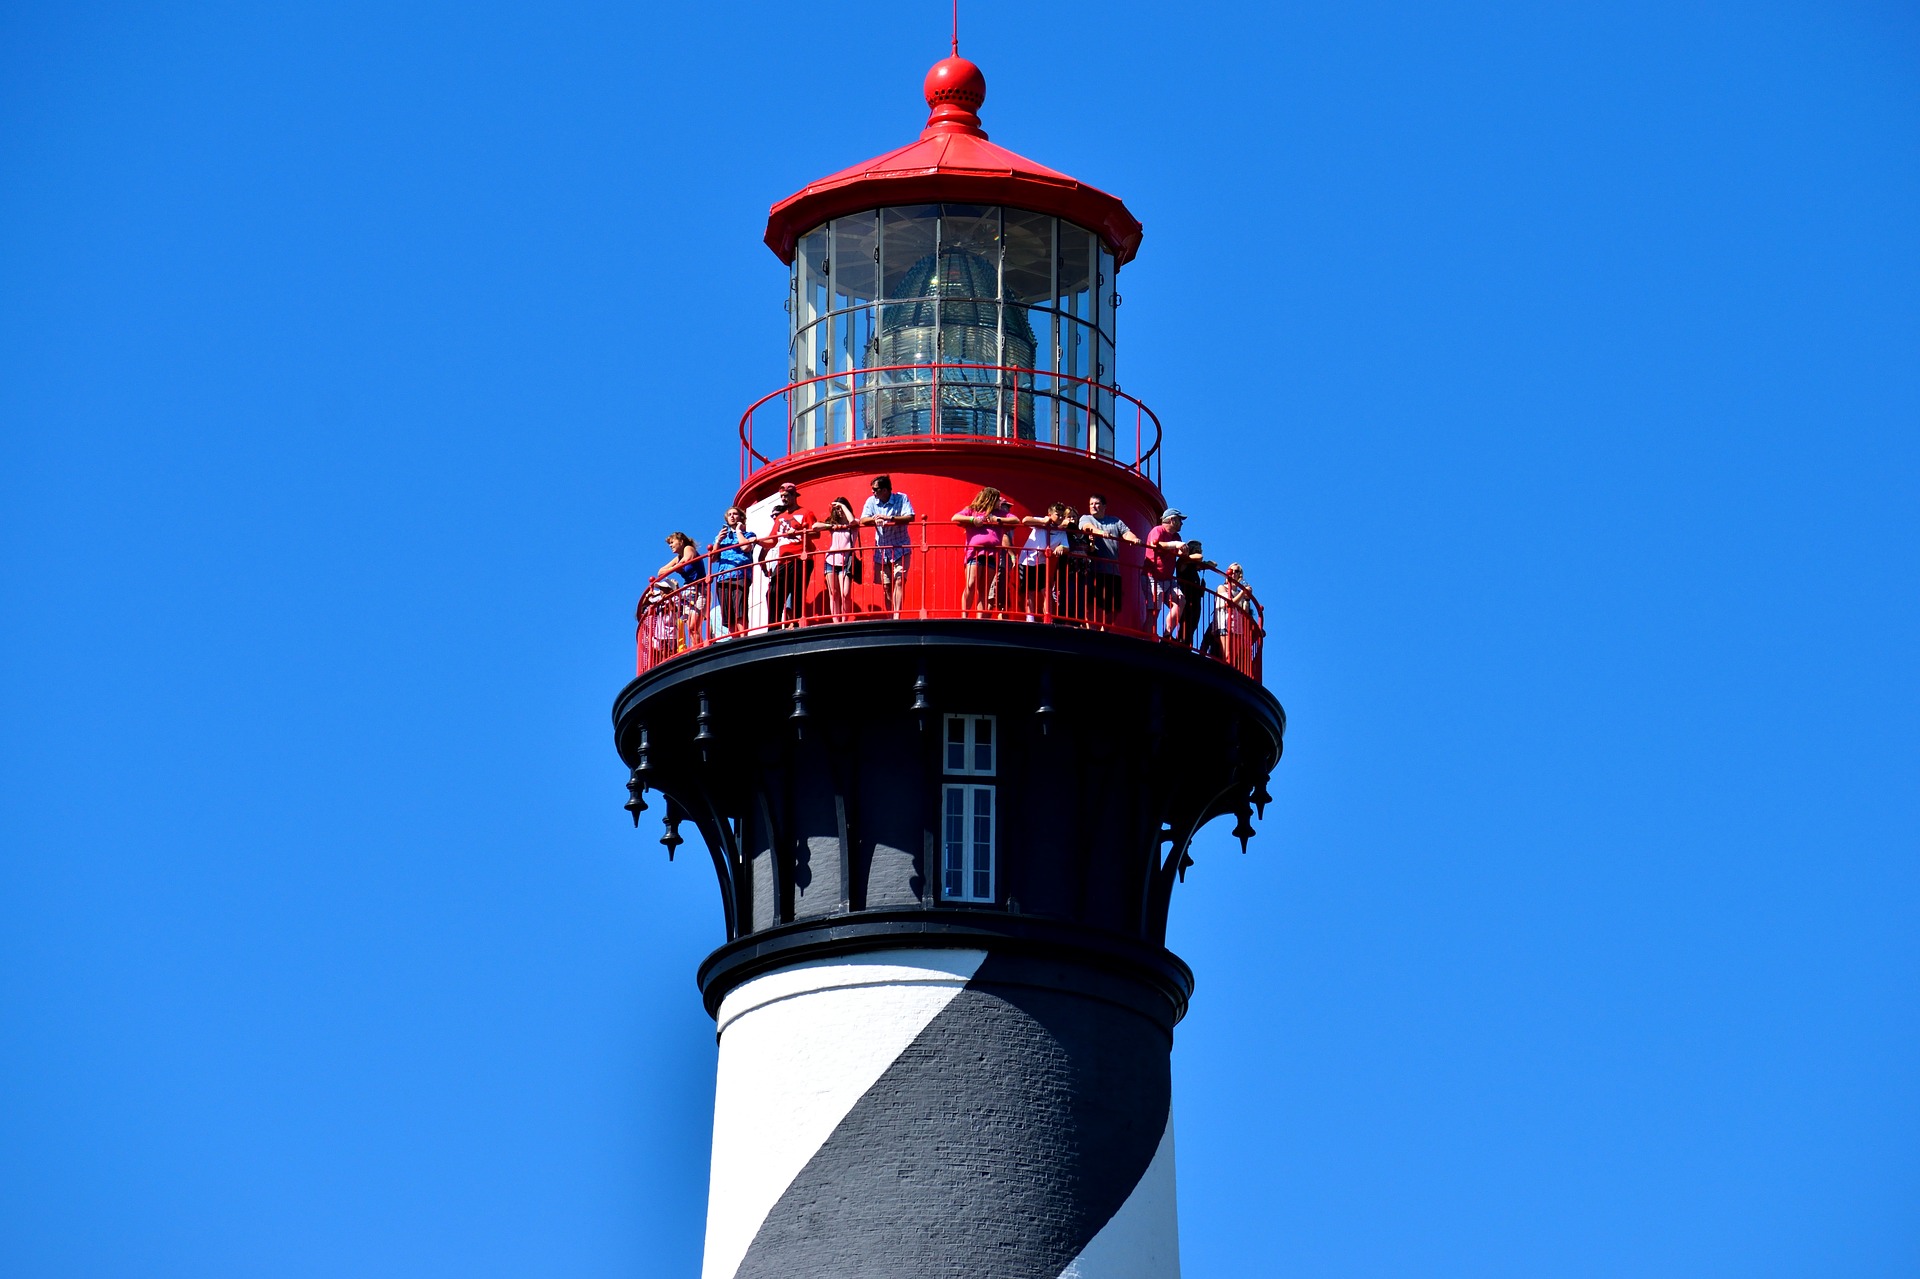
[763,55,1144,266]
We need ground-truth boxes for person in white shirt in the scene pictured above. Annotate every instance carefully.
[859,474,917,617]
[1016,503,1076,621]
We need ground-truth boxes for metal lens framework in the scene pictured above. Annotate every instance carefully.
[790,205,1119,455]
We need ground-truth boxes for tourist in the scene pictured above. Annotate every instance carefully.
[655,531,701,590]
[859,474,916,616]
[952,487,1017,618]
[1144,508,1187,638]
[657,531,706,639]
[709,507,756,637]
[1057,510,1093,625]
[1215,562,1262,672]
[814,497,859,622]
[636,580,681,664]
[763,482,816,628]
[1016,503,1075,621]
[1078,494,1141,625]
[1171,538,1217,648]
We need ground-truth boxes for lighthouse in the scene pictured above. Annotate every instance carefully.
[614,50,1284,1279]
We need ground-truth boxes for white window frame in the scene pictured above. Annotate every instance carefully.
[941,782,996,903]
[943,713,996,776]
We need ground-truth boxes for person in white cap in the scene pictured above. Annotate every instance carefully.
[762,482,816,628]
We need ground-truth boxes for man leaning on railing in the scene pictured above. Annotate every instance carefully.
[859,474,916,618]
[1078,493,1142,626]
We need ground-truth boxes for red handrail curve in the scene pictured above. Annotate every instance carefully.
[737,362,1163,488]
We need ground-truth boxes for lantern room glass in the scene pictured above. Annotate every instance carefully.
[787,205,1118,456]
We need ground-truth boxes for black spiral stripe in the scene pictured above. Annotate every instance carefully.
[732,951,1174,1279]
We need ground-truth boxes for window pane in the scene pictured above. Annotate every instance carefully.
[833,213,879,307]
[797,226,830,333]
[874,207,940,437]
[935,206,1003,436]
[944,786,965,896]
[1003,211,1054,313]
[947,716,965,772]
[1056,224,1093,323]
[880,205,939,301]
[971,787,993,900]
[974,717,993,773]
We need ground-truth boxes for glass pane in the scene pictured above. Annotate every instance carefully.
[797,226,830,335]
[974,717,993,773]
[971,787,992,899]
[832,214,880,444]
[938,205,1000,299]
[947,716,965,771]
[790,317,828,450]
[880,205,939,300]
[935,206,1002,436]
[1057,224,1093,325]
[874,207,940,438]
[1003,211,1054,315]
[944,787,965,896]
[833,213,879,306]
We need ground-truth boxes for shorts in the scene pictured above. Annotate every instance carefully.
[874,545,912,572]
[966,547,1005,565]
[1148,577,1183,609]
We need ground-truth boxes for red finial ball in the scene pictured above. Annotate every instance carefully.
[925,55,985,112]
[922,55,986,135]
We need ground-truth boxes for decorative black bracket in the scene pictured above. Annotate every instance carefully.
[695,688,715,761]
[623,767,648,825]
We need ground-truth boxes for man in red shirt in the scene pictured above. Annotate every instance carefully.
[1144,508,1187,639]
[763,482,817,628]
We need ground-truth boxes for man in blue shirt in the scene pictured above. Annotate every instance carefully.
[708,505,758,636]
[859,475,917,617]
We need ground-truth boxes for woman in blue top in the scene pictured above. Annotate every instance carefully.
[648,531,707,648]
[709,507,758,636]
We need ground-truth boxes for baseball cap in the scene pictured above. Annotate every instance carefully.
[1161,507,1185,522]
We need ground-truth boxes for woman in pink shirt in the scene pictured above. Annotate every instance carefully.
[951,487,1018,618]
[811,497,859,623]
[1215,562,1262,673]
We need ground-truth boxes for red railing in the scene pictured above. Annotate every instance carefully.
[738,363,1163,487]
[635,530,1264,682]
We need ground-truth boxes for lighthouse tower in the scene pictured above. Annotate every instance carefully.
[614,51,1284,1279]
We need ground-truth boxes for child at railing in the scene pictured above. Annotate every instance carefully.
[1016,503,1076,622]
[636,580,683,666]
[813,497,859,623]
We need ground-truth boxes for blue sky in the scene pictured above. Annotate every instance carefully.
[3,2,1917,1275]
